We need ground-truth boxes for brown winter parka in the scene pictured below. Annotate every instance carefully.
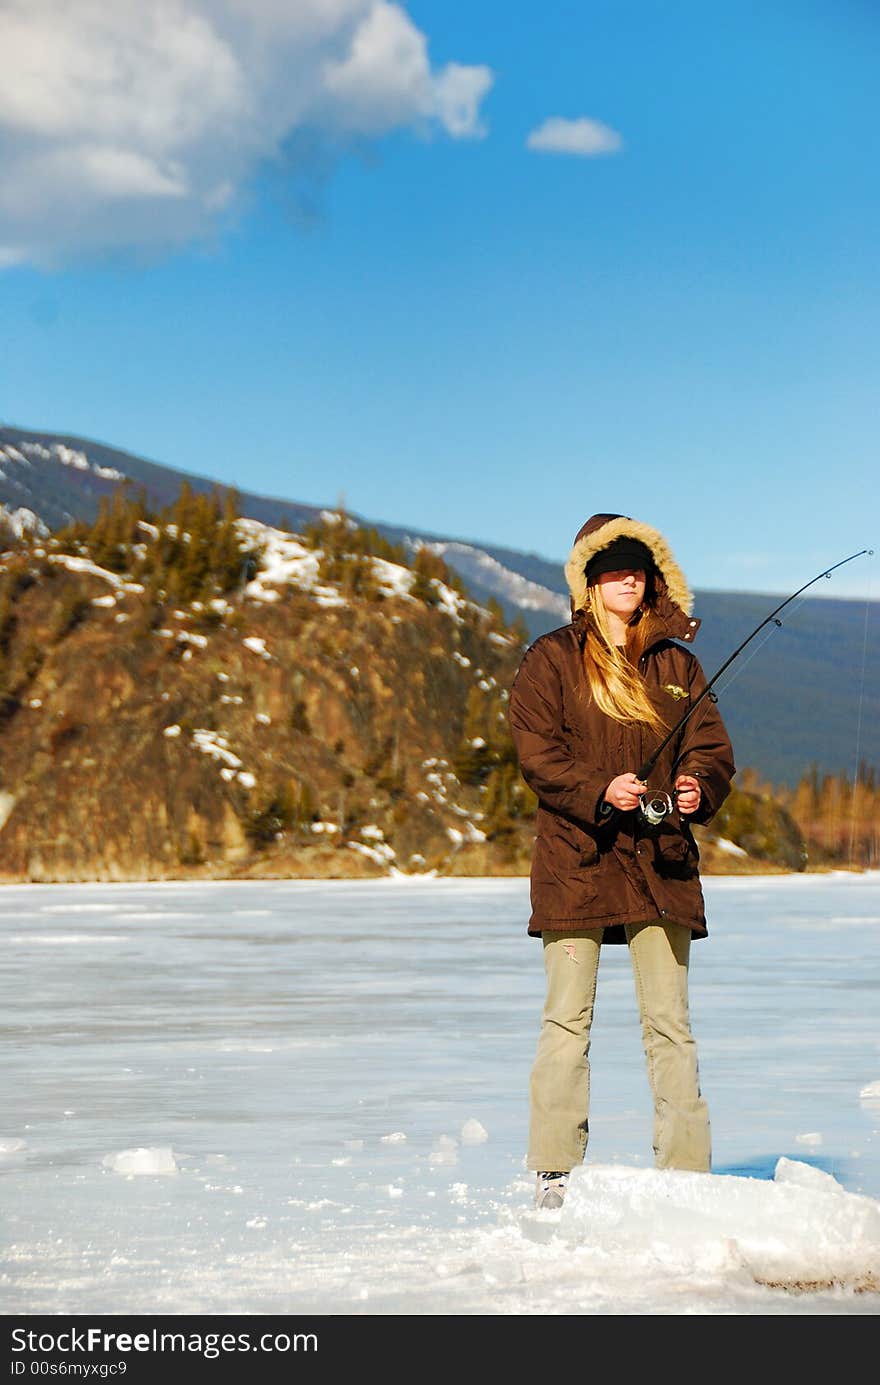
[508,514,736,942]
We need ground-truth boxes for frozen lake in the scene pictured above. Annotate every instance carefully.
[1,873,879,1317]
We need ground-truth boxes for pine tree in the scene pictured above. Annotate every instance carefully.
[410,548,443,605]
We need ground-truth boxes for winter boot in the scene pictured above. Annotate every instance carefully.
[535,1171,569,1211]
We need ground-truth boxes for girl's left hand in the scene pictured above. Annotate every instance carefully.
[674,774,701,815]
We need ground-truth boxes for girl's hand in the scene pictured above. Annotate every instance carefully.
[674,774,701,815]
[603,773,647,812]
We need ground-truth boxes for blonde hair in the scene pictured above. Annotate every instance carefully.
[581,583,668,734]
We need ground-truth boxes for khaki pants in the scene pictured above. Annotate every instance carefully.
[527,922,711,1173]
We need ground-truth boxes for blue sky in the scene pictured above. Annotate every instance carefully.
[1,0,877,598]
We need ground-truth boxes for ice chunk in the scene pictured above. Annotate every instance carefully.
[460,1119,488,1145]
[103,1147,179,1176]
[429,1135,459,1165]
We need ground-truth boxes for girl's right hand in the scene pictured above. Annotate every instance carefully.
[603,773,647,812]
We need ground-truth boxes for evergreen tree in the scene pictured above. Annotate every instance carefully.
[410,548,444,605]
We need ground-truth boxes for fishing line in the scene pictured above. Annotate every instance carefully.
[676,590,814,736]
[702,600,808,701]
[848,563,874,869]
[632,548,873,823]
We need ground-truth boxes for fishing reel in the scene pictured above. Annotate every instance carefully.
[639,789,675,827]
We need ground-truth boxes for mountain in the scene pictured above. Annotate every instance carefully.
[2,423,877,788]
[0,425,326,538]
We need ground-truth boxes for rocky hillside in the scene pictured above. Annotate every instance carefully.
[0,490,538,882]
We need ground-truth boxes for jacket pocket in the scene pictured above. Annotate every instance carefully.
[554,811,600,868]
[578,838,599,868]
[648,817,700,879]
[533,809,601,881]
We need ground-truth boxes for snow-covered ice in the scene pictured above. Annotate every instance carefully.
[1,872,879,1316]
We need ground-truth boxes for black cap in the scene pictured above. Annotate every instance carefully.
[585,536,655,581]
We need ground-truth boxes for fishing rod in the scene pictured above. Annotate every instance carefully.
[635,548,872,823]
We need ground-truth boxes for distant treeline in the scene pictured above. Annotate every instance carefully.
[43,485,530,642]
[723,764,880,871]
[777,762,880,869]
[52,482,258,603]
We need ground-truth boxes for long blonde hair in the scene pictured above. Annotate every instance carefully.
[582,583,668,734]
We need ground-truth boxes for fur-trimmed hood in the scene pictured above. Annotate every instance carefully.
[565,513,700,644]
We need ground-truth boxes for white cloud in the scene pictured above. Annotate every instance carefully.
[49,147,189,201]
[322,2,490,136]
[431,63,492,139]
[526,115,623,157]
[0,0,493,267]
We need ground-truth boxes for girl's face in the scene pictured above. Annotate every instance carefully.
[595,568,647,623]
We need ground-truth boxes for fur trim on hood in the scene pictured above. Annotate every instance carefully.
[565,513,699,641]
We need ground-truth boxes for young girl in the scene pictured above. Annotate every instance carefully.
[508,513,735,1210]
